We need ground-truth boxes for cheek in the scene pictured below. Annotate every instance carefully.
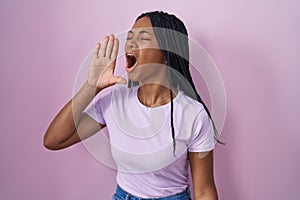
[139,49,164,64]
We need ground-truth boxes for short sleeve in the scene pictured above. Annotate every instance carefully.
[188,109,216,152]
[84,96,106,125]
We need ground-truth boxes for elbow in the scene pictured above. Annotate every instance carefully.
[43,140,58,151]
[194,190,218,200]
[43,134,61,151]
[194,185,218,200]
[43,141,57,151]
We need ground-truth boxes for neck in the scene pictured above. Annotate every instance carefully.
[138,83,177,107]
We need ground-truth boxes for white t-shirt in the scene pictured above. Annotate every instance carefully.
[85,85,215,198]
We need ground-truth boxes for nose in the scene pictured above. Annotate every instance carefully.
[126,38,138,51]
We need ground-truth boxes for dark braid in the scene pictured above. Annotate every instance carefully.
[133,11,224,154]
[168,61,176,156]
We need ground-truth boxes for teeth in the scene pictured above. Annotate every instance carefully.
[126,52,137,68]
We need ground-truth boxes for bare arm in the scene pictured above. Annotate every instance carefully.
[43,82,104,150]
[43,34,126,150]
[188,151,218,200]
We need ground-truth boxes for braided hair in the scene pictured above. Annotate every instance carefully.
[129,11,224,155]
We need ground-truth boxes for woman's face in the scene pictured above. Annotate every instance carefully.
[125,16,167,83]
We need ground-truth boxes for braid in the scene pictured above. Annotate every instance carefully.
[134,11,224,155]
[168,62,176,156]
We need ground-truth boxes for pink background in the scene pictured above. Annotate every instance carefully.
[1,0,299,199]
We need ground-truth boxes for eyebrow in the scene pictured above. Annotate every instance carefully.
[127,30,152,35]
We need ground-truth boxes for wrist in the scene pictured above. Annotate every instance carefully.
[86,78,97,87]
[85,81,101,95]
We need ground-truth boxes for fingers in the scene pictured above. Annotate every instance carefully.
[111,38,119,60]
[99,36,109,57]
[111,76,127,85]
[105,35,115,58]
[93,43,100,58]
[98,34,118,59]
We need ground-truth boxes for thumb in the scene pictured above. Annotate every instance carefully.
[111,76,127,85]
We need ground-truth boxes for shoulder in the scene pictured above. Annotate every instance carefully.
[177,92,211,132]
[176,91,206,115]
[112,85,136,98]
[94,85,135,104]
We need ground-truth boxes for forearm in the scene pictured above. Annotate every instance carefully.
[44,82,99,148]
[70,82,99,125]
[189,151,218,200]
[194,187,218,200]
[44,36,124,150]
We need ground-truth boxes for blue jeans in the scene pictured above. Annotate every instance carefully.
[112,185,191,200]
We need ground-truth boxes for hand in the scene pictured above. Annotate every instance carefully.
[87,34,127,90]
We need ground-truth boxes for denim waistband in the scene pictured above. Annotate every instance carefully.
[113,185,191,200]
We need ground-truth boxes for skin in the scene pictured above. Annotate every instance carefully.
[125,16,172,107]
[189,151,218,200]
[44,16,217,200]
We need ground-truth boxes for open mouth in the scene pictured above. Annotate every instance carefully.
[126,52,137,72]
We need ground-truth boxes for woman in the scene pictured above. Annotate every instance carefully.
[44,11,220,200]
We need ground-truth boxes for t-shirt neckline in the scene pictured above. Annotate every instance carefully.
[133,86,182,110]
